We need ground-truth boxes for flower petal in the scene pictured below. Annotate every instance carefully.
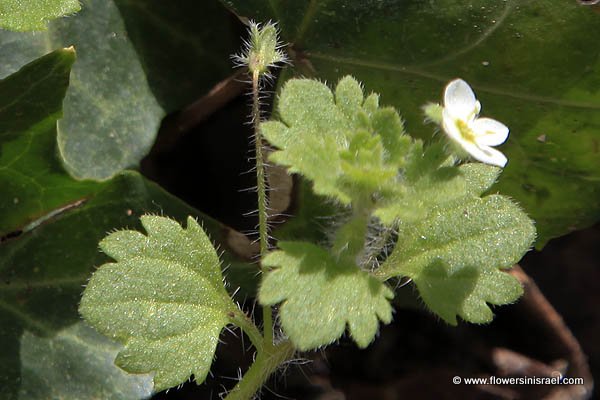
[442,108,465,143]
[462,142,508,167]
[444,79,478,120]
[471,118,509,146]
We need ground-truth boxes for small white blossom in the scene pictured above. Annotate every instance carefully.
[442,79,509,167]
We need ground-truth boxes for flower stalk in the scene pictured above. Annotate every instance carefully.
[229,20,290,399]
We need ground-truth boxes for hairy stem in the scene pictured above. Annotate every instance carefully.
[251,70,274,347]
[230,309,265,353]
[252,71,269,259]
[224,340,295,400]
[331,197,373,265]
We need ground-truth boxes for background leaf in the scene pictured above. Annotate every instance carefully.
[19,322,153,400]
[222,0,600,248]
[0,0,80,31]
[0,47,100,236]
[113,0,240,112]
[0,0,240,179]
[0,44,256,398]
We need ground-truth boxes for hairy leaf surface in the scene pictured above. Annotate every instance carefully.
[260,241,393,350]
[378,165,535,324]
[80,216,238,391]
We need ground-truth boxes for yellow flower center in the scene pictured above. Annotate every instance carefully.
[456,119,476,143]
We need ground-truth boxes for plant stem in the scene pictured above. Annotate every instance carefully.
[252,70,269,259]
[251,69,274,347]
[331,197,372,264]
[230,309,265,354]
[224,340,295,400]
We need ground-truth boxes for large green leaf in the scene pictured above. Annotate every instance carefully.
[0,0,80,31]
[0,0,240,179]
[222,0,600,247]
[19,322,153,400]
[0,47,100,236]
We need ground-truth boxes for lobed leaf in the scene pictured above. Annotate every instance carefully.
[79,216,238,391]
[378,176,535,324]
[0,170,256,399]
[260,241,393,350]
[264,76,411,206]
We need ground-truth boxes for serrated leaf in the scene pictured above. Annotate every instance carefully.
[80,215,238,391]
[224,0,600,247]
[0,0,240,179]
[260,241,393,350]
[0,0,80,31]
[19,322,153,400]
[264,76,410,206]
[377,192,535,324]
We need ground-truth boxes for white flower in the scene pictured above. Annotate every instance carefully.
[442,79,509,167]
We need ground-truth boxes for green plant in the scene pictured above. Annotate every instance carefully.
[1,2,598,399]
[76,22,534,398]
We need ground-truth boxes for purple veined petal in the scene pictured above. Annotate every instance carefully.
[464,143,508,167]
[444,79,478,120]
[471,117,509,146]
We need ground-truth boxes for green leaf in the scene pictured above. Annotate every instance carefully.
[224,0,600,247]
[19,322,153,400]
[373,143,465,225]
[0,0,240,179]
[0,47,101,237]
[264,76,410,206]
[0,0,80,31]
[79,215,238,391]
[377,172,535,324]
[260,241,393,350]
[0,171,239,399]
